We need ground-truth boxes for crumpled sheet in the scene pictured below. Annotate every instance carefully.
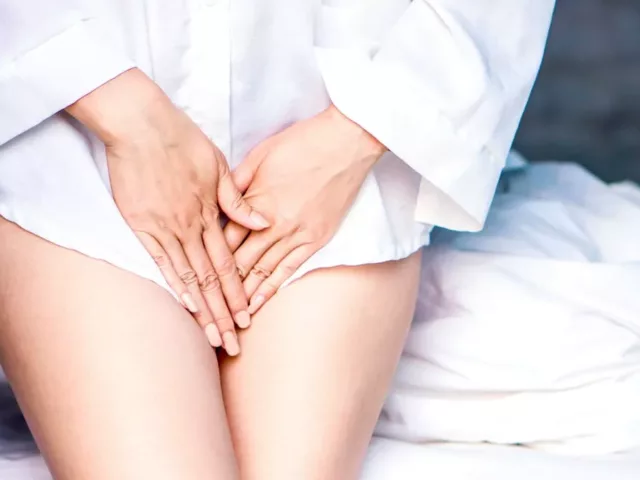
[378,160,640,455]
[2,160,640,478]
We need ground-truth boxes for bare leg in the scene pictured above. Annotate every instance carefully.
[0,219,238,480]
[220,252,421,479]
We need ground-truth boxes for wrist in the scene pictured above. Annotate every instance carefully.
[325,104,387,162]
[66,68,169,146]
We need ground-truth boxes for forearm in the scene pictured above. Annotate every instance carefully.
[65,68,167,146]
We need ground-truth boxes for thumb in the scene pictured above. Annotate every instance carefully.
[231,146,265,193]
[218,169,270,230]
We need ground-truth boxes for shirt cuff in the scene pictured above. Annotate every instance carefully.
[0,17,135,146]
[316,44,503,232]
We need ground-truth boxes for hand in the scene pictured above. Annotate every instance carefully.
[223,105,386,313]
[67,69,269,356]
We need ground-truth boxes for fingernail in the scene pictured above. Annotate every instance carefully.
[223,331,240,356]
[205,324,222,348]
[235,311,251,329]
[181,293,199,313]
[248,294,265,314]
[250,211,270,229]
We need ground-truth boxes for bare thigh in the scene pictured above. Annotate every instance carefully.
[220,252,422,480]
[0,219,238,480]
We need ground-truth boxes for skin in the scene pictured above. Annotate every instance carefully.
[219,250,422,479]
[0,219,239,480]
[0,218,421,479]
[67,68,387,352]
[223,105,387,314]
[0,64,421,478]
[66,68,270,356]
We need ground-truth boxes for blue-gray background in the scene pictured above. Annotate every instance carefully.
[514,0,640,182]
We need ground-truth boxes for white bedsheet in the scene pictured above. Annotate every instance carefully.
[378,161,640,457]
[363,439,640,480]
[2,160,640,478]
[2,434,639,480]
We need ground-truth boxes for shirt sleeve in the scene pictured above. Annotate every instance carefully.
[315,0,556,231]
[0,0,135,146]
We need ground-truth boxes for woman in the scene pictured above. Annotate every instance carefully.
[0,0,555,478]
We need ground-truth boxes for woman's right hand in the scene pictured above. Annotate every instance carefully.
[66,68,269,356]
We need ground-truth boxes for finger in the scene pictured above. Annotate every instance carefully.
[231,164,253,193]
[202,220,252,331]
[217,167,270,231]
[222,220,250,254]
[181,231,241,356]
[155,230,222,349]
[242,234,300,299]
[231,144,265,192]
[248,244,315,315]
[135,231,198,314]
[233,229,280,287]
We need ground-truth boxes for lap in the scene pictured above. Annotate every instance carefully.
[0,217,421,480]
[221,252,422,479]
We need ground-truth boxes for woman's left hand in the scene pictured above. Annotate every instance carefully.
[223,105,386,314]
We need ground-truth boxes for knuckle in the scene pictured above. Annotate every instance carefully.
[202,206,220,229]
[278,262,297,278]
[230,190,244,211]
[236,265,247,280]
[262,282,278,297]
[174,227,192,243]
[216,256,237,278]
[295,222,315,238]
[297,223,328,245]
[255,283,278,305]
[213,313,234,330]
[216,320,234,334]
[180,270,199,285]
[199,272,221,292]
[171,212,189,231]
[263,273,280,290]
[144,212,171,231]
[152,253,169,268]
[165,223,190,243]
[250,264,272,280]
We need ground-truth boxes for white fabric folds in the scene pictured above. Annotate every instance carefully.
[380,160,640,455]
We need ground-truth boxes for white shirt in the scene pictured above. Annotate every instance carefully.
[0,0,555,288]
